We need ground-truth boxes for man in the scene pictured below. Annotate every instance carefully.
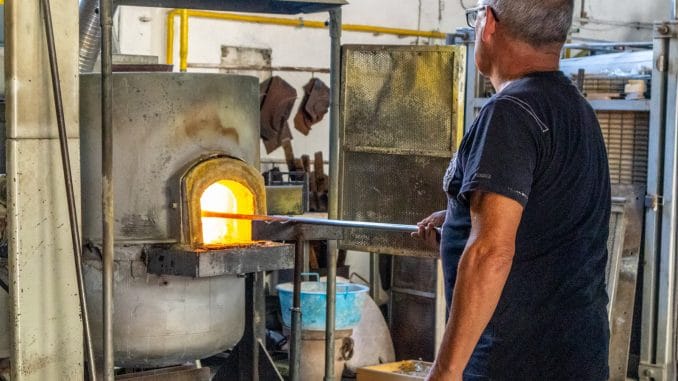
[412,1,611,380]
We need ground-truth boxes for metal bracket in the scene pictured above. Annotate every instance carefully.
[653,21,676,39]
[448,27,474,44]
[639,363,667,380]
[645,194,664,211]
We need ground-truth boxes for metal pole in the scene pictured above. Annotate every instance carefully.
[369,253,379,301]
[328,7,342,222]
[39,0,97,378]
[289,238,304,381]
[324,246,337,381]
[656,23,678,380]
[640,26,670,379]
[673,0,677,20]
[325,10,341,380]
[100,0,115,378]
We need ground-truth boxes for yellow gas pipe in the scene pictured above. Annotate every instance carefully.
[166,9,448,70]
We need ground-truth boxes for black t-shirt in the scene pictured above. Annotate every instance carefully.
[441,71,611,380]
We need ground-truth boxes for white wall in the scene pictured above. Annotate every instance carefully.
[572,0,669,42]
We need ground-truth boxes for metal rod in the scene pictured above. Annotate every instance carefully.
[100,0,115,377]
[324,243,337,381]
[674,0,677,20]
[369,253,379,301]
[328,8,342,223]
[39,0,97,378]
[563,41,653,50]
[261,158,330,166]
[201,212,434,234]
[187,63,331,73]
[326,11,341,379]
[289,239,304,381]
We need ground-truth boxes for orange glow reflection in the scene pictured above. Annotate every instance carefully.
[200,180,254,245]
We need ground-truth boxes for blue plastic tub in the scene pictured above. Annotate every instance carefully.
[277,277,369,331]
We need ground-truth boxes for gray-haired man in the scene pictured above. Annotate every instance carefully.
[413,1,611,379]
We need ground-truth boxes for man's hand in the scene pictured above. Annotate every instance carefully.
[425,363,462,381]
[411,210,445,250]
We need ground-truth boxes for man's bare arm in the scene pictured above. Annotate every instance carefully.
[427,191,524,380]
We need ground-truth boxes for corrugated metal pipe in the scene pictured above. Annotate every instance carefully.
[79,0,102,73]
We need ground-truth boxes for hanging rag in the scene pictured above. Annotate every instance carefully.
[294,78,330,135]
[260,76,297,153]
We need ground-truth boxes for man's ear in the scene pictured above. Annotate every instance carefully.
[481,6,497,42]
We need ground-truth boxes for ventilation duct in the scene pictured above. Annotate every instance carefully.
[79,0,101,73]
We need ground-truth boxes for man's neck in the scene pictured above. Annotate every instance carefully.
[488,40,562,92]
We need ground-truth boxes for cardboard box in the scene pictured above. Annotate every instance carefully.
[356,360,433,381]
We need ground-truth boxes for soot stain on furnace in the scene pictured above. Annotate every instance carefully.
[184,106,240,145]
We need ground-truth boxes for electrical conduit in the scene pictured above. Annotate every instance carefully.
[165,9,448,69]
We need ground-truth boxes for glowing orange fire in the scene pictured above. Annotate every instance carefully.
[200,180,254,245]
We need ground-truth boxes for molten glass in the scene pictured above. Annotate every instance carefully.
[200,180,254,245]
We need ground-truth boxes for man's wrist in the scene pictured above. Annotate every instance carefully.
[433,360,463,377]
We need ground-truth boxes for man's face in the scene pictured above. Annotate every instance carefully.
[472,3,494,76]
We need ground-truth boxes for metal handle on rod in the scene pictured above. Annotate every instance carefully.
[39,0,97,378]
[101,0,115,378]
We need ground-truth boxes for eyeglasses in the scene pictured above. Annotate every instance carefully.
[465,5,500,29]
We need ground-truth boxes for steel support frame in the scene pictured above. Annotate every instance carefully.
[5,0,84,379]
[252,220,344,381]
[639,21,678,381]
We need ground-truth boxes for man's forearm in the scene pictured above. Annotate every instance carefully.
[434,240,514,375]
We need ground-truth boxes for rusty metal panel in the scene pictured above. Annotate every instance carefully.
[338,45,465,258]
[266,185,304,215]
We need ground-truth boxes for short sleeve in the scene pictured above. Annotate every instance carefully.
[458,99,540,207]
